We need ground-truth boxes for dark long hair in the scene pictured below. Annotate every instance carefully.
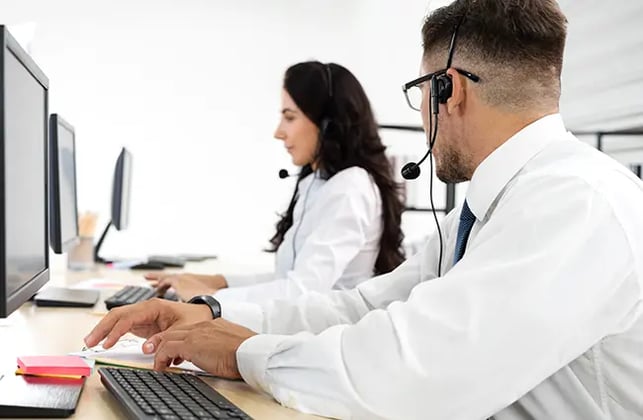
[269,61,405,275]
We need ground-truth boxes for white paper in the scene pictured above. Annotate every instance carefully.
[70,336,207,375]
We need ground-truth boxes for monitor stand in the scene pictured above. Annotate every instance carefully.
[94,221,113,264]
[94,221,202,269]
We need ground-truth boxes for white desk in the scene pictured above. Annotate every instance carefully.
[0,259,320,419]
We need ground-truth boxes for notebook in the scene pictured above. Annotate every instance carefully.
[0,373,85,418]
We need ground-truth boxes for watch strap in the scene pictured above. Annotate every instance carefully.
[187,295,221,319]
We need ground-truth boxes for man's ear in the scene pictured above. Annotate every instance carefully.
[446,67,465,114]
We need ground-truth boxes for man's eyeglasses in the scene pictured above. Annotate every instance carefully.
[402,68,480,112]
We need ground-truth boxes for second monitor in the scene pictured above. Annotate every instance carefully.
[49,113,79,253]
[35,114,98,308]
[94,147,133,263]
[93,149,187,268]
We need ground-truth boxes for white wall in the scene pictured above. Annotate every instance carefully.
[559,0,643,132]
[558,0,643,173]
[2,0,641,260]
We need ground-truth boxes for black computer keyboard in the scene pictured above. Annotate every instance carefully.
[99,367,252,419]
[105,285,179,310]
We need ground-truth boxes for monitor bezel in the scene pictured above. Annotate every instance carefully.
[49,113,80,254]
[0,26,50,318]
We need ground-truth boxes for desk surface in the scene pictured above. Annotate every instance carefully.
[0,259,320,419]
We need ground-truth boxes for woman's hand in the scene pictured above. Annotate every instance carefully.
[145,272,227,301]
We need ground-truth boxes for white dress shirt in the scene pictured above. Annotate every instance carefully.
[228,114,643,419]
[215,166,383,306]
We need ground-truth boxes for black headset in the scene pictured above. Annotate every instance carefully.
[401,18,464,181]
[432,20,462,109]
[319,63,334,138]
[278,62,334,180]
[400,17,466,278]
[283,63,335,269]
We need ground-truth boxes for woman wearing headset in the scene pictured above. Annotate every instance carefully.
[146,61,405,304]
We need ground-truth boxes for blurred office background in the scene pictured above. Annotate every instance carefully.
[2,0,642,259]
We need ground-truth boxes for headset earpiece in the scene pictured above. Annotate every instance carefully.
[436,73,453,104]
[320,117,331,138]
[429,73,453,114]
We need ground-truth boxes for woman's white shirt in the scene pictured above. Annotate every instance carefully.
[214,166,383,305]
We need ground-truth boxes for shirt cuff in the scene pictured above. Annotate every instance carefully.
[220,300,264,333]
[236,334,293,394]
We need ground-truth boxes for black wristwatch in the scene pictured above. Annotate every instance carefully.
[187,295,221,319]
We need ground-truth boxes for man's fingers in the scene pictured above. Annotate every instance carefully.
[86,301,161,349]
[154,340,189,371]
[84,309,123,347]
[103,317,135,349]
[143,329,190,354]
[155,278,174,294]
[144,273,162,280]
[143,335,159,354]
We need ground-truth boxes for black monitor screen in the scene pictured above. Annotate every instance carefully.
[1,28,49,317]
[50,115,79,253]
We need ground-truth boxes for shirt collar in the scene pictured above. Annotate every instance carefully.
[466,113,569,221]
[298,169,324,190]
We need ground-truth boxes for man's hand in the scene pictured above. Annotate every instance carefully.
[146,319,257,379]
[84,299,213,349]
[145,272,227,301]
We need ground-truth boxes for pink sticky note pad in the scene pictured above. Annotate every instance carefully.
[17,355,92,377]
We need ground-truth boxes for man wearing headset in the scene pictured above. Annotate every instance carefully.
[85,0,643,418]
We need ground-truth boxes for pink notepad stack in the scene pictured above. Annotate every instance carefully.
[17,355,92,377]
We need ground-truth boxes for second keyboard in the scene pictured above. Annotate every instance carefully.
[105,285,179,310]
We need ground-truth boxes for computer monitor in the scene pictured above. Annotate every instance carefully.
[94,147,132,263]
[112,147,132,231]
[49,114,79,254]
[0,26,50,318]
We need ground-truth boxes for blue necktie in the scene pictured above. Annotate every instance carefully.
[453,200,476,265]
